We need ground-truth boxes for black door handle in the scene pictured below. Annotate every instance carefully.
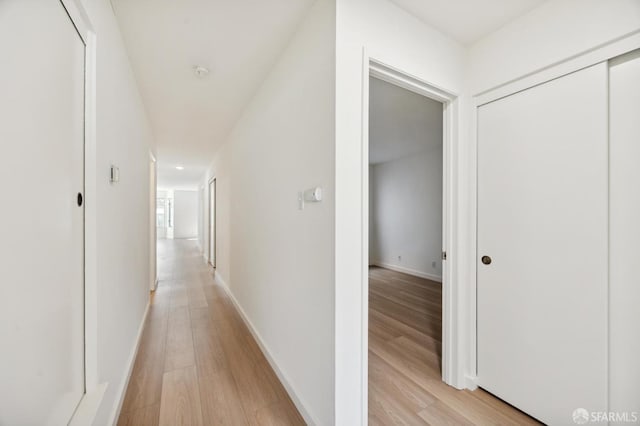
[481,256,492,265]
[77,193,83,207]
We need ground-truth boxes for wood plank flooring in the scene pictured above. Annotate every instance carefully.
[119,240,539,426]
[118,239,304,426]
[368,266,541,425]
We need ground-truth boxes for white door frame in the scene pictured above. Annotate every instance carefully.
[149,152,157,291]
[55,0,108,423]
[361,56,461,420]
[208,177,216,268]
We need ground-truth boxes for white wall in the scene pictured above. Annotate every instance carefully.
[368,76,444,281]
[335,0,466,423]
[370,148,443,280]
[468,0,640,94]
[368,78,443,164]
[200,0,336,424]
[78,0,155,424]
[173,190,198,239]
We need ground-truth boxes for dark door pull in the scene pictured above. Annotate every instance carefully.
[77,193,83,207]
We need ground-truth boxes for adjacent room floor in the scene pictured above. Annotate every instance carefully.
[118,240,304,425]
[368,266,541,425]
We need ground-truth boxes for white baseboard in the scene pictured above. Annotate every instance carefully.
[214,272,318,426]
[108,301,150,425]
[69,382,108,426]
[465,374,479,390]
[371,260,442,283]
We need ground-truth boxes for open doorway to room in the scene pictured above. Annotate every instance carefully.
[367,74,447,421]
[208,178,216,268]
[364,63,541,425]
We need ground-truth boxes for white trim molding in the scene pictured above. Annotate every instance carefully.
[68,383,108,426]
[107,302,150,425]
[214,272,319,426]
[475,30,640,105]
[370,261,442,283]
[57,0,105,423]
[356,53,466,426]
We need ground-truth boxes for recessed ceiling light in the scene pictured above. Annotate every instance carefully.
[193,65,209,78]
[176,165,184,170]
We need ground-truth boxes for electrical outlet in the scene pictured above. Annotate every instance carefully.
[432,261,437,269]
[397,255,402,261]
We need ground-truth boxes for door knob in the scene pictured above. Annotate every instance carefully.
[481,255,492,265]
[77,192,83,207]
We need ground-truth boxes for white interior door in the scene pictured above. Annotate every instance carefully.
[209,179,216,267]
[609,49,640,419]
[0,1,85,424]
[477,63,608,424]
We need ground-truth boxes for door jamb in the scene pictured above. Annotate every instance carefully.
[58,0,107,423]
[150,152,157,291]
[362,56,462,421]
[208,177,217,268]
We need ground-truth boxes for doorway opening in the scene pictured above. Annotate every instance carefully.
[362,62,543,424]
[367,73,446,421]
[156,190,174,239]
[208,178,216,268]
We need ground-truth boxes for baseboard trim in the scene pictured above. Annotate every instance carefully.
[108,301,150,425]
[69,382,108,426]
[214,272,319,426]
[371,261,442,282]
[465,374,479,390]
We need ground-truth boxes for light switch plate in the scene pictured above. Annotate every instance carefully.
[110,165,119,183]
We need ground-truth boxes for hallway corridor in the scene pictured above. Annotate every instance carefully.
[118,240,304,426]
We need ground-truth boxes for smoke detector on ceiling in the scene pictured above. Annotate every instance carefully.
[193,65,210,78]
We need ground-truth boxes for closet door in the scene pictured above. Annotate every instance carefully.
[477,63,608,424]
[609,49,640,420]
[0,1,85,424]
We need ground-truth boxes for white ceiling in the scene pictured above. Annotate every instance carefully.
[112,0,546,187]
[388,0,546,45]
[111,0,315,189]
[369,77,443,165]
[156,164,206,191]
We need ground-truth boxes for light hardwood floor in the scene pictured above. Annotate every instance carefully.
[368,266,541,425]
[119,240,538,426]
[118,239,304,426]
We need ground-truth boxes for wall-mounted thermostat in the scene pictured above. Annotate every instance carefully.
[304,187,322,202]
[110,165,120,183]
[298,186,322,210]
